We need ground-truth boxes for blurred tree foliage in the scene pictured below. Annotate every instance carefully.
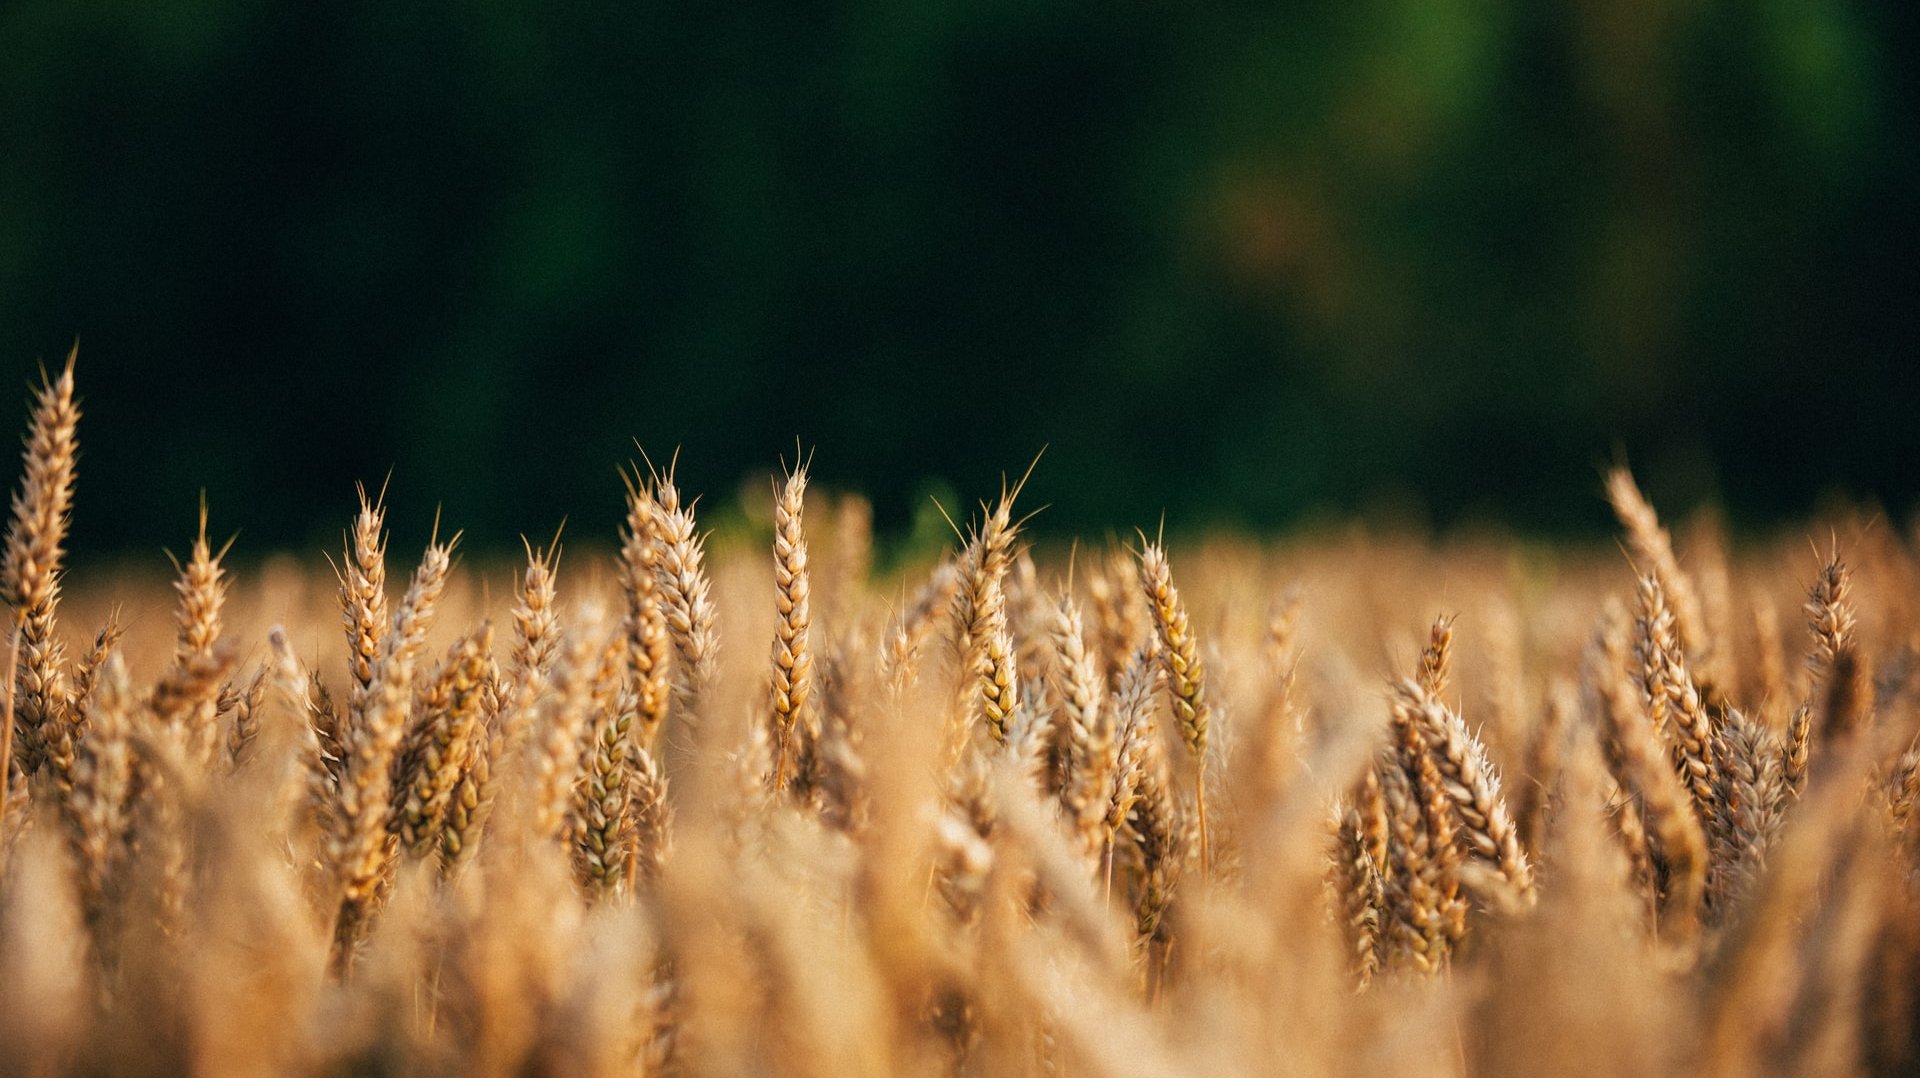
[1,0,1914,553]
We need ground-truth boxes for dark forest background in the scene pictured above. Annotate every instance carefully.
[2,0,1915,555]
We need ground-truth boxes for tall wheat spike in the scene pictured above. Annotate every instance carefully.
[769,460,814,790]
[1138,539,1211,874]
[650,460,718,731]
[330,529,454,967]
[165,499,232,764]
[1608,466,1707,663]
[950,482,1026,745]
[617,479,671,756]
[2,349,79,786]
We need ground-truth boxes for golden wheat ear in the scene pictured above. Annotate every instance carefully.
[649,461,718,737]
[768,458,813,792]
[3,351,80,788]
[1136,539,1211,875]
[328,530,454,971]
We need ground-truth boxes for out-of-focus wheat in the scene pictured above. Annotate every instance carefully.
[0,362,1916,1077]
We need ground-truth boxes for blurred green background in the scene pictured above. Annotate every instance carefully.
[1,0,1914,554]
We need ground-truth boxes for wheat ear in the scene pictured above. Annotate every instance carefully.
[337,483,390,739]
[1635,573,1719,824]
[392,624,494,858]
[1051,594,1112,862]
[443,539,561,875]
[769,461,814,790]
[165,499,232,762]
[533,621,617,845]
[1791,552,1861,787]
[1393,678,1534,900]
[614,475,671,757]
[1416,614,1454,699]
[62,648,133,950]
[330,532,454,969]
[500,534,562,759]
[2,349,79,783]
[1589,605,1706,951]
[650,463,719,728]
[949,487,1024,745]
[1607,466,1706,661]
[1137,540,1211,875]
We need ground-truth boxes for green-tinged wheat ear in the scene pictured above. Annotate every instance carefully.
[3,349,79,784]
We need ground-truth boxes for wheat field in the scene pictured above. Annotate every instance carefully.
[2,355,1917,1077]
